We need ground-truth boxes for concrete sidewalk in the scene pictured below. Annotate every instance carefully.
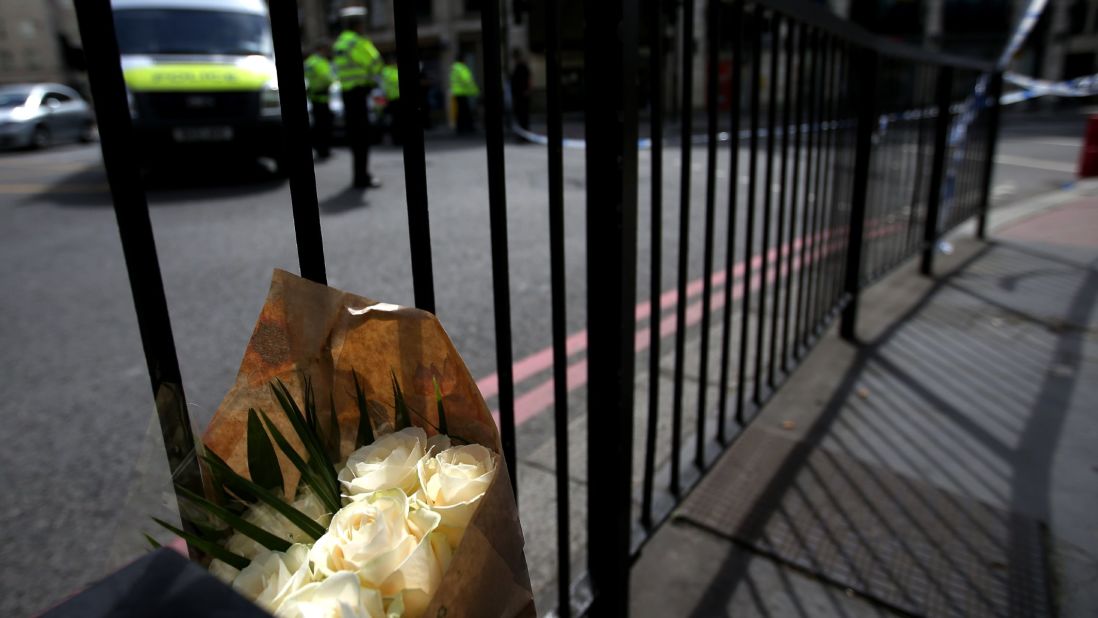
[632,185,1098,617]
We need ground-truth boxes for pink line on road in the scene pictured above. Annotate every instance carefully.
[476,236,805,400]
[493,234,849,428]
[483,218,901,428]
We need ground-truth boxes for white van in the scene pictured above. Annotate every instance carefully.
[112,0,283,165]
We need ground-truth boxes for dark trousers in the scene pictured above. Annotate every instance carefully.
[343,86,372,186]
[385,98,401,145]
[456,95,475,134]
[514,95,530,133]
[310,99,332,158]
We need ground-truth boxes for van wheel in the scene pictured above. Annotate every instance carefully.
[30,125,51,150]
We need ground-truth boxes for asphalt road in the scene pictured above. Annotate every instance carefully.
[0,109,1086,616]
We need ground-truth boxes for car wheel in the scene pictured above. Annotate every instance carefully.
[30,125,51,150]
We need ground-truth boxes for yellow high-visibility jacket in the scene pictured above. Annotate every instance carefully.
[304,53,334,103]
[332,30,382,90]
[381,64,400,101]
[450,61,479,98]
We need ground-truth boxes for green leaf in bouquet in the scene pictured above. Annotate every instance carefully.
[434,378,448,435]
[144,533,162,550]
[176,485,292,553]
[270,380,339,496]
[352,369,375,447]
[257,409,341,514]
[152,517,250,570]
[391,370,411,430]
[204,447,258,505]
[202,454,328,541]
[247,408,284,493]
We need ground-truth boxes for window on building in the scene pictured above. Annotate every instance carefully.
[0,50,12,71]
[464,0,481,14]
[24,48,39,70]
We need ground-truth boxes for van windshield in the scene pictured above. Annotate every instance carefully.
[114,9,272,56]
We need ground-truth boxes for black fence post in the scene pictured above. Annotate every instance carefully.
[839,49,878,342]
[920,65,953,277]
[72,0,203,552]
[268,0,326,284]
[392,0,436,312]
[976,71,1003,240]
[583,0,639,613]
[480,0,519,499]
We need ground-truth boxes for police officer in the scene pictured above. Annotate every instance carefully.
[332,6,383,189]
[304,40,334,160]
[381,62,400,145]
[450,58,479,134]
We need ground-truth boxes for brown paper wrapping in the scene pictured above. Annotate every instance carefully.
[202,269,534,617]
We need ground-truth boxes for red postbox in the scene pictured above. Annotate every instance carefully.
[1079,114,1098,178]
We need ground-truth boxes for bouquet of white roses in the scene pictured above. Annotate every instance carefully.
[153,270,533,617]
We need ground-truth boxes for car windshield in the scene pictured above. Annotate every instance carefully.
[114,9,272,56]
[0,91,30,108]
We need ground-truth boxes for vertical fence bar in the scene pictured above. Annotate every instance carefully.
[716,0,744,445]
[267,0,326,284]
[393,1,436,311]
[584,0,639,610]
[642,0,665,528]
[920,65,954,277]
[905,67,929,258]
[830,44,855,307]
[544,0,571,611]
[480,0,519,498]
[793,29,817,359]
[695,0,720,469]
[839,48,878,341]
[670,0,695,495]
[804,37,830,341]
[753,12,779,405]
[781,23,805,372]
[770,18,793,387]
[815,41,840,316]
[73,0,203,551]
[976,72,1002,239]
[735,4,763,424]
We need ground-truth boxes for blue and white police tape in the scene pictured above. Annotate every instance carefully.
[1001,72,1098,105]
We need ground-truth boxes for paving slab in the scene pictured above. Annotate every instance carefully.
[633,187,1098,616]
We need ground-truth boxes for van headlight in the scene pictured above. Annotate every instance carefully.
[261,82,281,117]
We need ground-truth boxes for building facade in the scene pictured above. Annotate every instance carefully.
[312,0,532,125]
[0,0,84,91]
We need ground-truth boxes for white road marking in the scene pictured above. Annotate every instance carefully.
[995,154,1075,173]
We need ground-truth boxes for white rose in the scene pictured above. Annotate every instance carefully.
[233,544,313,613]
[209,558,239,584]
[308,489,447,617]
[339,428,429,500]
[416,444,497,547]
[224,486,332,560]
[276,571,386,618]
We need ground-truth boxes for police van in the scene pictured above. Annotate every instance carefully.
[112,0,283,167]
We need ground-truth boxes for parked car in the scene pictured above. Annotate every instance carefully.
[0,83,95,150]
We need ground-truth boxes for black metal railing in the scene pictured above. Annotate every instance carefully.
[73,0,1002,615]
